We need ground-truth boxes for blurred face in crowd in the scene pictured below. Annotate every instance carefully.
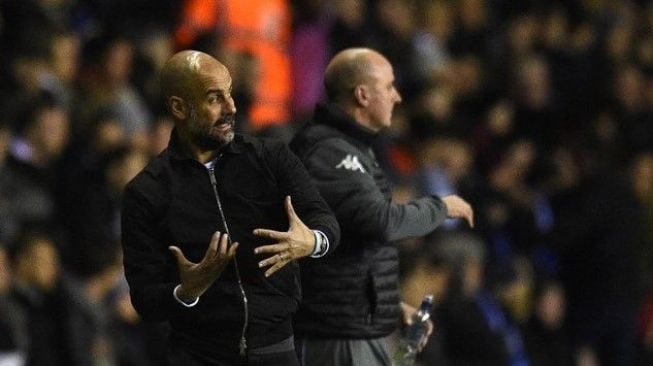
[107,149,149,192]
[362,53,402,131]
[93,118,126,154]
[487,100,514,136]
[0,247,12,294]
[463,258,483,297]
[0,124,9,161]
[104,39,134,85]
[336,0,365,28]
[150,116,174,156]
[631,152,653,201]
[51,33,80,83]
[17,239,60,291]
[536,282,565,328]
[28,106,70,161]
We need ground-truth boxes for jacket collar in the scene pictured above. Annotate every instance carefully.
[167,127,245,161]
[313,103,378,146]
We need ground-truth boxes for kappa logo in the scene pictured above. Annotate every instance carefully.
[335,154,366,173]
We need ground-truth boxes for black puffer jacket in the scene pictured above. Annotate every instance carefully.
[290,104,447,339]
[121,131,339,358]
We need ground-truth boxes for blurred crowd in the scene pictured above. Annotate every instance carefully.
[0,0,652,365]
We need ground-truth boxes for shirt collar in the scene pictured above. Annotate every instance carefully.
[313,103,378,146]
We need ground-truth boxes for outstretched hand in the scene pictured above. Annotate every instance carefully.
[169,231,239,301]
[441,195,474,228]
[253,196,315,277]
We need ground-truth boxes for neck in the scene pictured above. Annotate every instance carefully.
[191,145,220,164]
[177,130,219,163]
[341,104,380,133]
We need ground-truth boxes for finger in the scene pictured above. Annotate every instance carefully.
[227,242,239,257]
[458,204,473,228]
[254,243,287,255]
[265,258,289,277]
[468,208,475,228]
[168,246,192,267]
[258,253,281,268]
[403,312,413,326]
[204,231,221,259]
[258,251,292,268]
[217,233,229,256]
[253,228,287,241]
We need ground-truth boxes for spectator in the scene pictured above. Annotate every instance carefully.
[437,232,529,366]
[0,245,28,365]
[175,0,293,134]
[12,233,109,366]
[547,144,644,365]
[522,280,573,366]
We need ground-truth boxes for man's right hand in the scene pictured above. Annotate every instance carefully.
[441,195,474,228]
[169,231,239,301]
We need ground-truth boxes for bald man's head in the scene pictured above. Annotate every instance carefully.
[159,50,237,158]
[160,50,228,102]
[324,48,386,103]
[324,48,402,131]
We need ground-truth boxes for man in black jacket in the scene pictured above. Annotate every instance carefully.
[290,48,474,366]
[121,50,340,366]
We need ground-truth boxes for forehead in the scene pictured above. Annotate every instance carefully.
[194,62,232,93]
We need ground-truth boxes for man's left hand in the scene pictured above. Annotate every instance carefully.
[400,302,434,351]
[253,196,315,277]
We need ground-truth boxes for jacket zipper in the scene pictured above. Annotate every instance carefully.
[207,157,249,357]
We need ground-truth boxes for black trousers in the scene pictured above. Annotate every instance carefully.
[167,342,299,366]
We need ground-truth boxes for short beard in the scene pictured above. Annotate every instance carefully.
[188,105,235,151]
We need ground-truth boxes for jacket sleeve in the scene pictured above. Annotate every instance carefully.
[302,139,447,242]
[268,141,340,254]
[121,182,180,321]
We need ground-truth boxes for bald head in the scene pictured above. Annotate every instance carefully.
[324,48,389,103]
[160,50,228,102]
[324,48,401,131]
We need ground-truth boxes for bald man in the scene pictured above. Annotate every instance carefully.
[290,48,474,365]
[121,50,339,365]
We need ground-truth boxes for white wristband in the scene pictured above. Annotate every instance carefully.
[310,230,329,258]
[173,284,200,307]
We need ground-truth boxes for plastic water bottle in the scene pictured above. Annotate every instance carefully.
[392,294,434,366]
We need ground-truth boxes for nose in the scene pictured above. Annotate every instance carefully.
[394,88,402,104]
[225,95,237,114]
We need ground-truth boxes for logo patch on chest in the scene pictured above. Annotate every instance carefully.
[335,154,366,173]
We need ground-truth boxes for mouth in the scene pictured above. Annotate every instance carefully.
[213,116,235,133]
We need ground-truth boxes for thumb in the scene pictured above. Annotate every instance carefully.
[285,196,298,224]
[404,312,414,326]
[168,246,191,267]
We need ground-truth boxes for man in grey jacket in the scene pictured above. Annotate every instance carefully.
[290,48,474,366]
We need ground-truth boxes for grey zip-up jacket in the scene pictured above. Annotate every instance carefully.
[290,104,448,339]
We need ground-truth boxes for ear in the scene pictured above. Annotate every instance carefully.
[169,96,188,120]
[353,85,369,107]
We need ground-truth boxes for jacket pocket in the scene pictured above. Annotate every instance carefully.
[366,272,378,323]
